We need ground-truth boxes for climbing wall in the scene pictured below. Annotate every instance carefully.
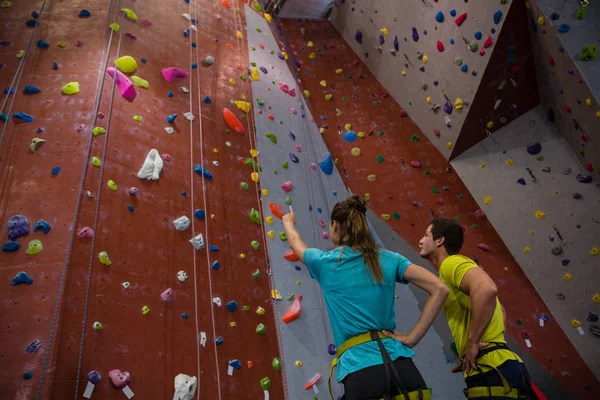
[451,105,600,385]
[0,0,286,398]
[328,0,521,159]
[247,7,465,398]
[526,0,600,181]
[280,14,599,399]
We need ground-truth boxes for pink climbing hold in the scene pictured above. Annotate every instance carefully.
[479,49,485,56]
[474,209,486,220]
[295,144,302,152]
[455,13,467,27]
[77,124,86,133]
[318,220,326,228]
[162,154,171,162]
[310,163,317,170]
[433,129,441,137]
[141,18,152,26]
[322,232,329,239]
[436,198,444,204]
[161,288,174,301]
[290,107,297,114]
[410,161,421,168]
[109,369,131,389]
[279,82,289,93]
[128,187,138,195]
[162,67,189,82]
[78,227,94,238]
[483,36,494,49]
[548,56,555,66]
[352,59,359,66]
[477,243,491,252]
[106,67,136,100]
[563,105,571,113]
[281,181,293,192]
[436,41,444,52]
[288,88,296,97]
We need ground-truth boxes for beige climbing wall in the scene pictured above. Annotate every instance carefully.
[451,105,600,383]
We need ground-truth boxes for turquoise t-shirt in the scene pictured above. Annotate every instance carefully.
[303,246,415,382]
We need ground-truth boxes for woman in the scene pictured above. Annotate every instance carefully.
[282,195,449,400]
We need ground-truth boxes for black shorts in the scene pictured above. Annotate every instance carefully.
[342,357,428,400]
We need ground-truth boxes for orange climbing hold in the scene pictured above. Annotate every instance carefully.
[284,250,299,262]
[227,43,233,49]
[269,202,284,220]
[223,108,245,135]
[222,0,231,8]
[259,44,265,49]
[282,296,302,324]
[267,114,274,120]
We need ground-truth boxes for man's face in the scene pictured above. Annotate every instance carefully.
[419,225,439,259]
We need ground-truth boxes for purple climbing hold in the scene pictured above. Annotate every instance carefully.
[294,59,301,69]
[26,339,42,353]
[379,35,385,45]
[277,52,285,60]
[412,27,419,42]
[87,371,101,385]
[328,344,337,355]
[550,12,560,21]
[295,265,301,271]
[355,30,363,44]
[527,142,542,155]
[394,36,399,51]
[443,100,453,115]
[289,153,299,163]
[259,66,268,74]
[288,132,296,141]
[7,215,29,241]
[433,81,439,86]
[517,178,526,185]
[576,174,592,183]
[561,259,570,266]
[588,312,599,322]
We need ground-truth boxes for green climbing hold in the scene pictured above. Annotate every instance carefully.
[536,155,544,161]
[378,130,384,136]
[273,169,278,175]
[577,7,586,20]
[279,120,284,124]
[469,42,479,52]
[287,293,295,301]
[376,156,384,164]
[455,57,463,66]
[410,135,420,142]
[246,158,262,171]
[455,215,460,220]
[240,182,249,191]
[282,161,289,169]
[257,98,265,106]
[256,323,267,335]
[346,74,352,79]
[240,74,247,81]
[365,52,369,58]
[251,240,260,250]
[243,305,250,311]
[457,194,464,199]
[285,196,292,205]
[373,100,380,105]
[579,44,597,61]
[450,342,458,356]
[498,80,507,90]
[252,2,263,12]
[252,269,261,279]
[424,170,431,175]
[471,225,479,229]
[260,377,271,390]
[251,47,256,51]
[516,319,522,326]
[342,96,348,101]
[392,213,400,220]
[265,132,277,144]
[249,208,261,224]
[279,232,287,241]
[251,62,257,67]
[431,188,439,194]
[272,358,281,371]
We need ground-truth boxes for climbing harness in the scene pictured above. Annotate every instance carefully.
[328,331,432,400]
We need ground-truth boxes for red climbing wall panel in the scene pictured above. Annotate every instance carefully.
[281,18,598,399]
[0,0,284,399]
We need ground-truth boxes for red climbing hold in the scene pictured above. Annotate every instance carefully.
[436,41,444,52]
[512,66,520,73]
[479,49,485,56]
[586,162,593,172]
[563,105,571,113]
[284,250,299,262]
[548,56,555,65]
[483,36,494,49]
[223,108,245,135]
[282,295,302,324]
[434,129,441,137]
[399,109,407,117]
[269,202,284,220]
[455,13,467,27]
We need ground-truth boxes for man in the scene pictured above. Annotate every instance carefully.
[386,217,537,399]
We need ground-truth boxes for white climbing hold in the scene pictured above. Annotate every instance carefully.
[180,87,189,93]
[174,374,197,400]
[225,141,232,147]
[165,127,174,134]
[184,112,195,121]
[213,161,219,167]
[173,216,190,231]
[444,115,452,127]
[182,13,191,20]
[189,233,204,250]
[213,297,222,307]
[200,332,207,347]
[177,270,188,282]
[137,149,164,180]
[122,282,130,289]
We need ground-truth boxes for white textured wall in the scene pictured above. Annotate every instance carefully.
[451,105,600,380]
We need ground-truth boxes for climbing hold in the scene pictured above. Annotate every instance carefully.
[138,149,163,180]
[193,165,213,180]
[351,147,361,157]
[484,196,492,205]
[189,233,205,250]
[591,247,599,256]
[265,132,277,144]
[23,84,41,95]
[98,251,111,265]
[177,271,188,282]
[11,271,33,285]
[281,181,293,193]
[256,323,267,335]
[77,227,94,238]
[106,68,136,100]
[162,67,189,82]
[13,112,34,123]
[551,246,563,256]
[455,13,467,26]
[28,138,45,152]
[342,131,357,142]
[173,216,190,231]
[223,108,245,135]
[33,220,51,235]
[577,7,587,20]
[319,153,333,175]
[579,44,597,61]
[483,37,493,48]
[563,273,572,282]
[534,210,546,220]
[2,241,19,252]
[437,41,444,52]
[577,174,592,183]
[25,339,42,353]
[527,142,541,155]
[435,11,444,23]
[51,166,61,176]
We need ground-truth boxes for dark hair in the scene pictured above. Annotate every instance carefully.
[331,195,382,283]
[429,217,465,255]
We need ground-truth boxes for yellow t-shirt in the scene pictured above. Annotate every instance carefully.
[439,255,522,377]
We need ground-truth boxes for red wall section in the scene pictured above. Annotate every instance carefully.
[280,18,597,398]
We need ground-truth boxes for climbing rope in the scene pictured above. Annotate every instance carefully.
[34,3,123,399]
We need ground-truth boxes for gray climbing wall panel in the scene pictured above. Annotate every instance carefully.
[451,105,600,380]
[247,7,466,398]
[329,0,514,159]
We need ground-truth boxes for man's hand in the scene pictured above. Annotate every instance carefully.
[461,341,488,375]
[382,330,417,348]
[282,206,295,226]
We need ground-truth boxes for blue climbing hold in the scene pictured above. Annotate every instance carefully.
[25,339,42,353]
[423,30,427,36]
[215,336,223,345]
[450,9,457,17]
[317,207,322,214]
[203,96,212,104]
[288,132,296,141]
[191,18,198,24]
[181,191,187,196]
[355,30,363,44]
[342,131,357,142]
[411,27,419,42]
[474,31,482,40]
[37,40,49,48]
[26,20,38,27]
[333,191,337,196]
[184,0,190,3]
[181,313,189,319]
[168,91,174,97]
[184,29,190,37]
[141,58,147,63]
[79,9,91,17]
[211,261,220,270]
[33,220,51,235]
[31,11,39,19]
[508,45,516,52]
[24,371,33,380]
[51,167,61,176]
[319,153,333,175]
[308,205,313,211]
[167,114,177,123]
[558,46,564,52]
[461,64,468,72]
[23,84,41,94]
[226,301,238,312]
[0,113,10,123]
[12,271,33,286]
[508,57,514,64]
[194,209,205,220]
[191,62,198,69]
[191,42,197,48]
[558,24,570,33]
[229,360,242,370]
[450,38,455,45]
[379,35,385,45]
[194,164,213,180]
[52,62,59,70]
[289,153,299,163]
[2,242,20,252]
[13,112,34,123]
[209,245,219,252]
[394,35,399,51]
[435,11,444,23]
[127,205,134,211]
[494,10,503,25]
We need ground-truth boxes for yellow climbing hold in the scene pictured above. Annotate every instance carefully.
[534,210,546,220]
[250,149,259,157]
[505,159,514,165]
[56,41,66,48]
[114,56,138,73]
[537,16,544,25]
[367,174,376,182]
[295,360,303,367]
[529,230,535,235]
[92,127,106,136]
[422,55,428,63]
[251,67,259,81]
[131,76,149,88]
[523,246,531,254]
[133,115,142,122]
[92,157,101,167]
[29,138,45,152]
[16,49,25,58]
[308,52,316,59]
[142,306,150,315]
[267,231,275,239]
[251,172,259,182]
[344,123,352,130]
[281,51,288,60]
[446,142,453,149]
[357,131,365,138]
[454,98,463,112]
[256,306,266,315]
[570,319,581,328]
[265,216,274,224]
[237,30,243,39]
[426,97,431,104]
[592,293,600,303]
[264,13,272,23]
[213,148,218,154]
[303,90,310,98]
[261,189,269,196]
[351,147,361,157]
[320,80,327,87]
[107,180,118,191]
[239,253,246,259]
[230,322,236,327]
[380,27,388,35]
[487,121,494,129]
[121,8,138,21]
[271,289,282,300]
[484,196,492,205]
[307,41,314,47]
[296,280,301,285]
[381,214,391,220]
[0,1,12,8]
[335,108,342,116]
[234,101,251,113]
[480,162,487,168]
[109,22,120,32]
[98,251,112,265]
[61,82,80,95]
[364,193,371,201]
[585,98,592,106]
[319,127,325,134]
[325,94,332,100]
[26,239,43,255]
[596,110,600,118]
[335,68,343,74]
[591,246,599,256]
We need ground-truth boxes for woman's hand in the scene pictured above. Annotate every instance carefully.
[282,206,295,226]
[383,330,417,348]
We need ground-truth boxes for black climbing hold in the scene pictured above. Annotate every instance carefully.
[551,246,563,255]
[577,174,592,183]
[573,193,582,199]
[211,261,220,270]
[26,20,39,27]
